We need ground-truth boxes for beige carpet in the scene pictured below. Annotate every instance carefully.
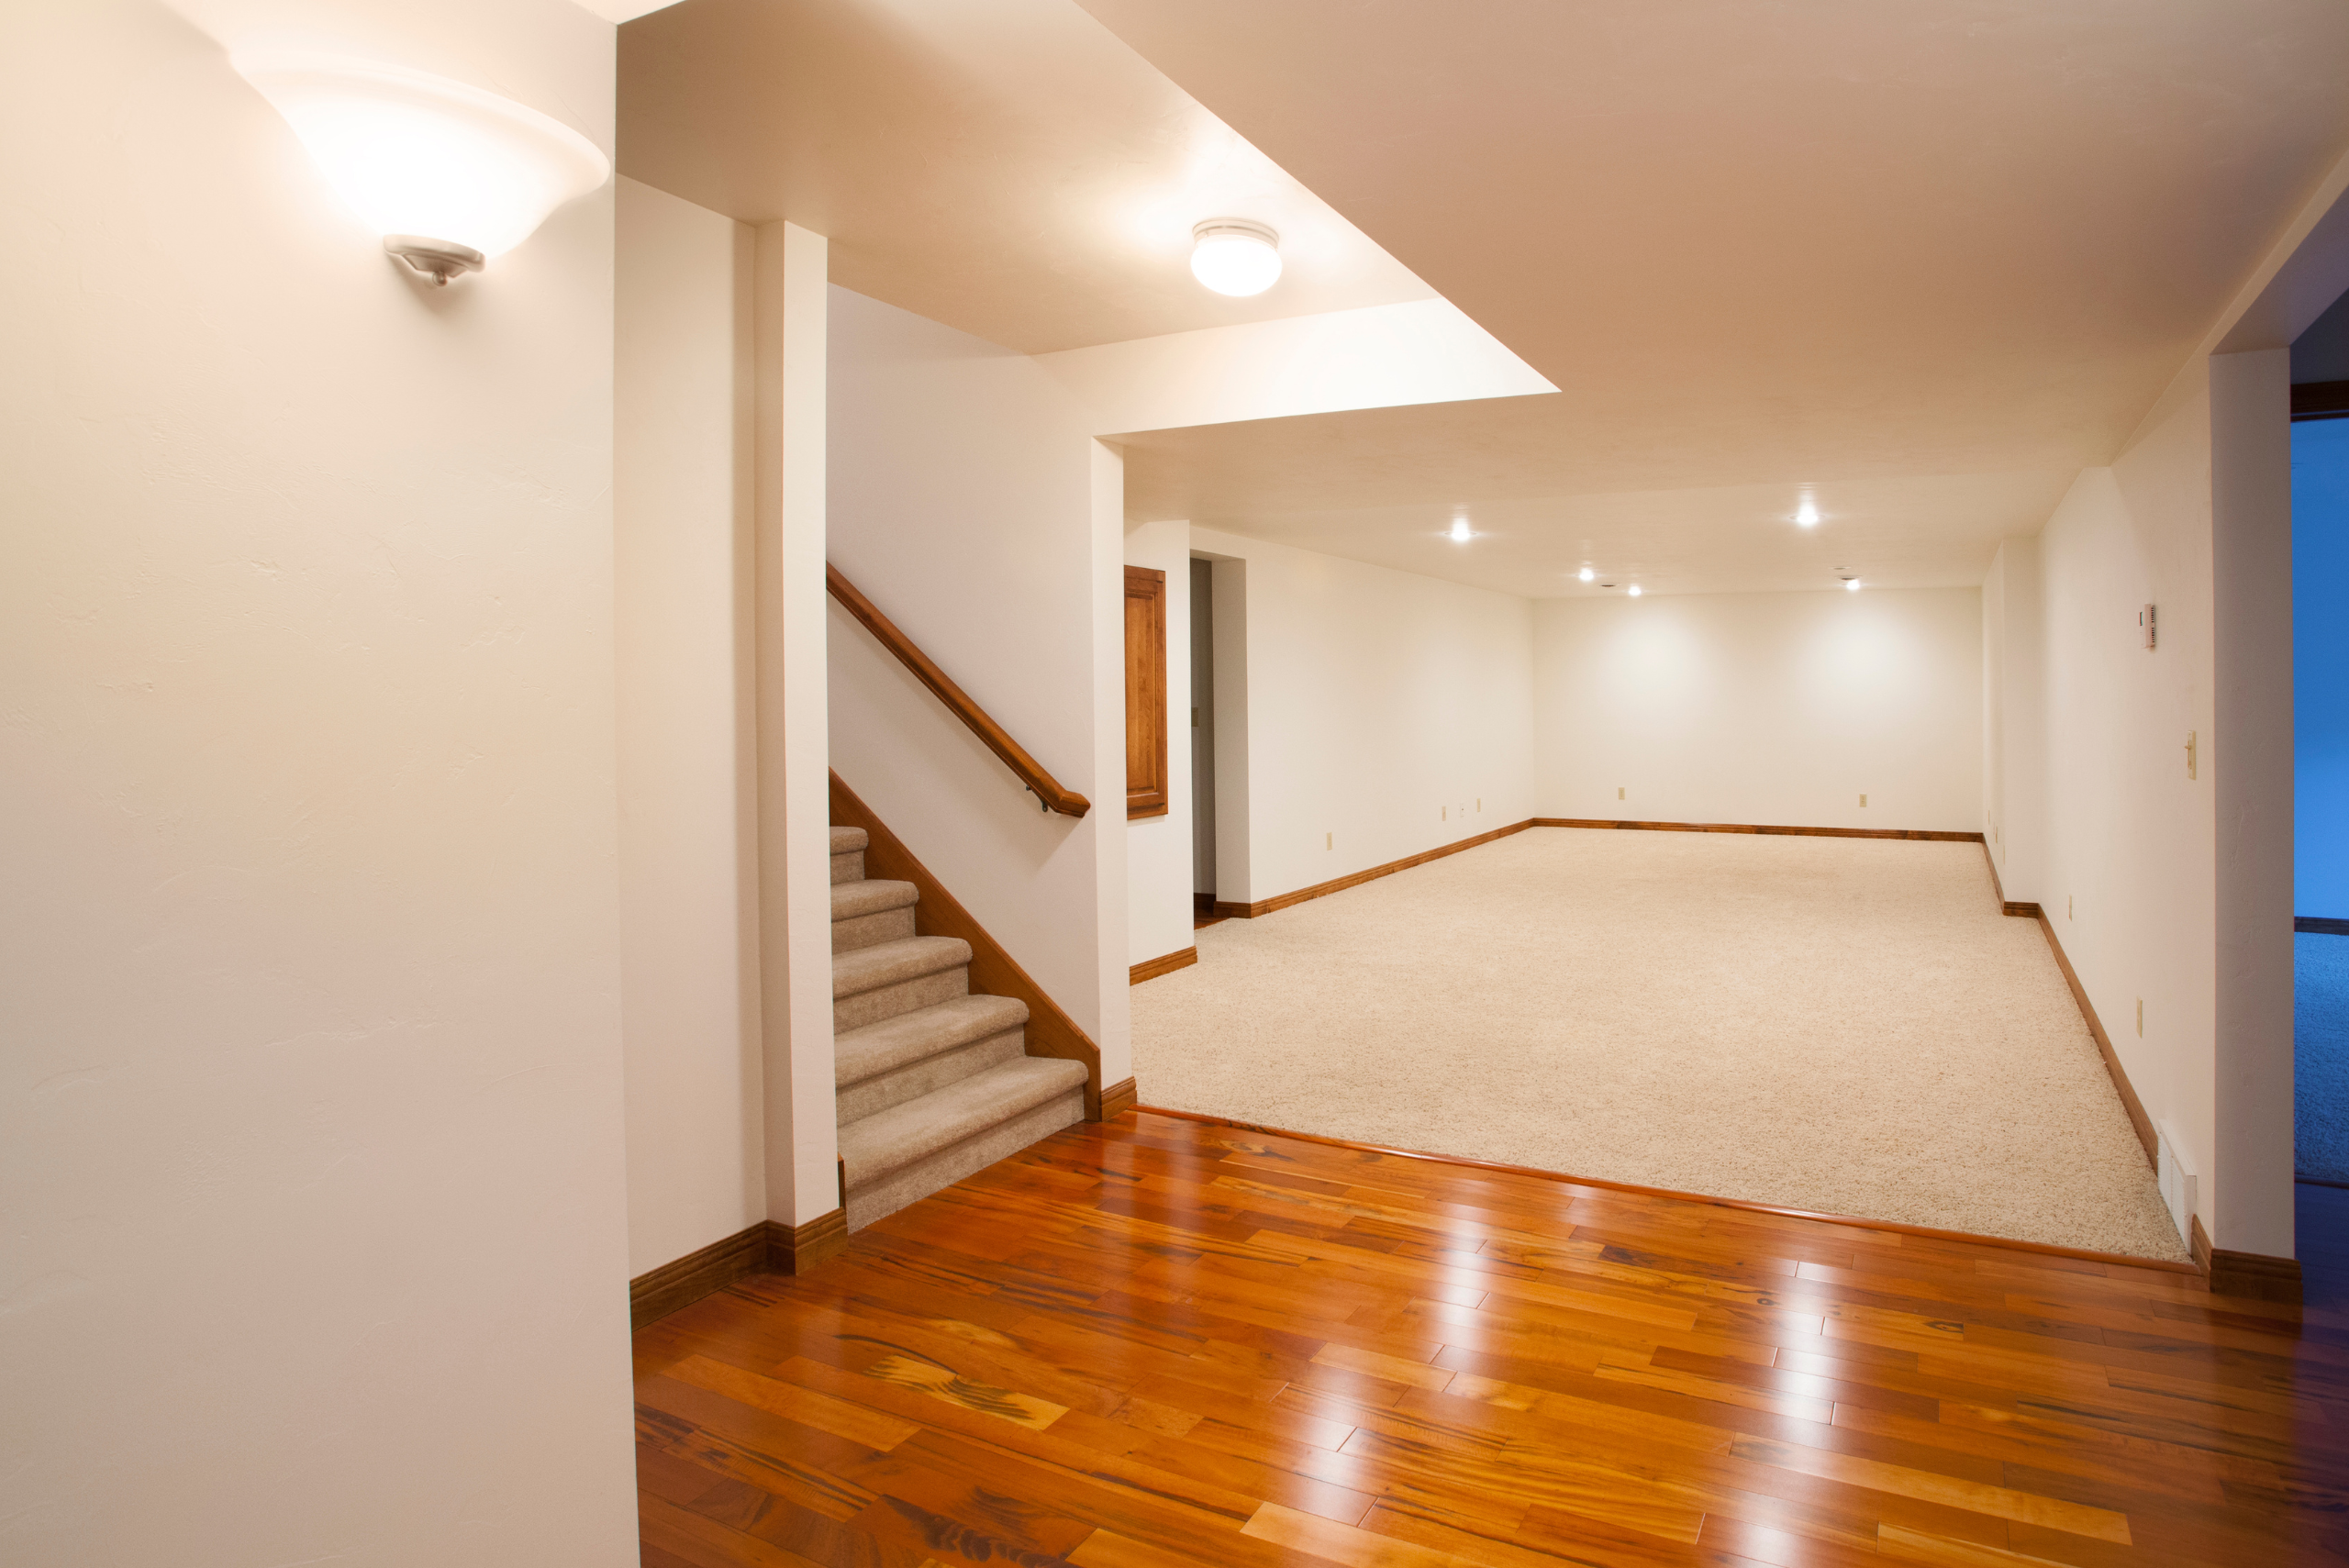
[1135,828,2190,1262]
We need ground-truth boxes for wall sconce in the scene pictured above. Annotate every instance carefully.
[235,54,611,284]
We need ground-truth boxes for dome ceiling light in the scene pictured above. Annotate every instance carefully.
[1190,218,1282,296]
[236,53,611,285]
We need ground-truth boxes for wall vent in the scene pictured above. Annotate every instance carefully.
[2156,1121,2198,1244]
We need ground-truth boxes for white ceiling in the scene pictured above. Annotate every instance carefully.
[1076,0,2349,594]
[618,0,1433,353]
[620,0,2349,596]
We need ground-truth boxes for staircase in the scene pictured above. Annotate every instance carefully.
[830,826,1089,1229]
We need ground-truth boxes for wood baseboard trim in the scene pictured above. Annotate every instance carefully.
[1979,845,2044,919]
[2188,1209,2303,1300]
[2027,908,2158,1171]
[629,1222,769,1330]
[1211,819,1536,918]
[1133,1106,2199,1273]
[831,770,1105,1118]
[2295,915,2349,935]
[1534,817,1984,843]
[769,1210,848,1276]
[1130,947,1197,984]
[1099,1076,1139,1120]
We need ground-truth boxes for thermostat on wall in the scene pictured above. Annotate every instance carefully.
[2140,603,2156,650]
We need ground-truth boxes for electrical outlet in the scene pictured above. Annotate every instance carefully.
[2136,999,2143,1037]
[2068,895,2074,920]
[2185,729,2197,780]
[1325,831,1332,851]
[1442,805,1447,821]
[1476,798,1482,812]
[1617,786,1625,800]
[1859,793,1867,807]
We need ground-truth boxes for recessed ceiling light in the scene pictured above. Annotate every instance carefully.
[1627,584,1643,597]
[1578,567,1595,582]
[1190,219,1282,296]
[1795,498,1820,528]
[1844,577,1861,592]
[1446,518,1472,542]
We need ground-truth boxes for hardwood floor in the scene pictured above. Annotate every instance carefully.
[633,1114,2349,1568]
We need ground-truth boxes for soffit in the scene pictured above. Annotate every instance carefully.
[618,0,1434,352]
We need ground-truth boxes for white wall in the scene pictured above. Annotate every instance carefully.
[826,286,1130,1088]
[1189,529,1535,904]
[1533,588,1983,833]
[615,176,763,1275]
[1981,539,2045,902]
[1124,521,1194,966]
[1,4,637,1563]
[2036,394,2219,1247]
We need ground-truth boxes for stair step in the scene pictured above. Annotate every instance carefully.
[833,935,968,998]
[837,994,1030,1090]
[830,826,869,885]
[841,1051,1094,1201]
[831,879,917,921]
[830,827,869,853]
[833,935,971,1031]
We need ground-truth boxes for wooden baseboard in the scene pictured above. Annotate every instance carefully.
[1976,840,2043,918]
[2191,1212,2303,1301]
[1134,1106,2199,1273]
[1211,819,1536,918]
[1099,1076,1139,1120]
[627,1207,850,1329]
[831,770,1104,1118]
[2030,909,2158,1171]
[1534,817,1984,843]
[2296,915,2349,935]
[769,1209,848,1275]
[628,1222,769,1330]
[1130,947,1197,984]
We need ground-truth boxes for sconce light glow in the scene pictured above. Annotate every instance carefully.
[1447,518,1473,542]
[1578,567,1595,582]
[1795,498,1820,528]
[235,53,611,284]
[1190,219,1283,296]
[1627,584,1643,597]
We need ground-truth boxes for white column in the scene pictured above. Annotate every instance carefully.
[1090,439,1132,1093]
[2210,346,2296,1260]
[753,221,839,1228]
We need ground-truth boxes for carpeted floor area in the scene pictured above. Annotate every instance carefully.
[1134,827,2190,1262]
[2296,932,2349,1184]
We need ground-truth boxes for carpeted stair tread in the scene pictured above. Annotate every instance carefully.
[830,827,869,854]
[839,1056,1089,1188]
[833,935,970,999]
[832,879,917,922]
[836,994,1030,1090]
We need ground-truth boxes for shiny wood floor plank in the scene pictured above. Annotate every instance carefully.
[636,1114,2346,1568]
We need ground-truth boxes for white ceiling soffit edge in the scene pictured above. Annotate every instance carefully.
[573,0,681,20]
[1034,298,1557,438]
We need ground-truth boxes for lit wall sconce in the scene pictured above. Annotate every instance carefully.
[235,54,611,284]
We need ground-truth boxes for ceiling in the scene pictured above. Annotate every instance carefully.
[618,0,1433,353]
[620,0,2349,596]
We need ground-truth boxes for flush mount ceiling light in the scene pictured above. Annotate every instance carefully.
[1627,584,1643,597]
[1190,218,1282,297]
[1446,517,1473,542]
[235,53,611,284]
[1795,497,1821,528]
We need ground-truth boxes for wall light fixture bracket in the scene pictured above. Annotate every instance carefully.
[384,236,484,285]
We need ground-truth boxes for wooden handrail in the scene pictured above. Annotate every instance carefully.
[826,562,1092,818]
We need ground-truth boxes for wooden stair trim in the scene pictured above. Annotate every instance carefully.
[829,770,1104,1118]
[1136,1106,2203,1274]
[827,562,1090,817]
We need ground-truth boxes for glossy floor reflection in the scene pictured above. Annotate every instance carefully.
[634,1112,2345,1568]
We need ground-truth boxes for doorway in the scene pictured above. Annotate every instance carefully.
[1190,556,1220,928]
